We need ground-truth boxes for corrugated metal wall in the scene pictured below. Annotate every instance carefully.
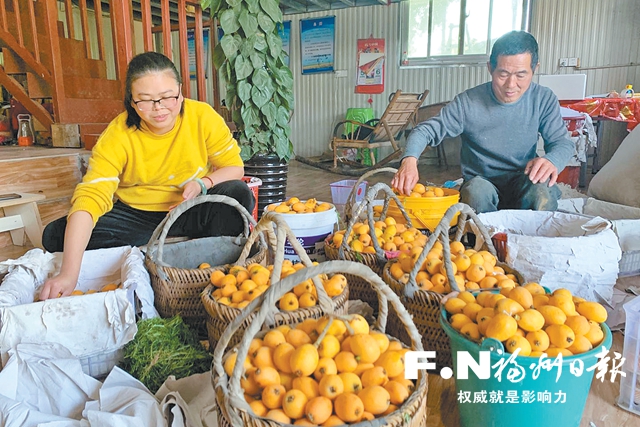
[532,0,640,97]
[287,0,640,158]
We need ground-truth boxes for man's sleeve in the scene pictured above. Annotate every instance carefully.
[403,95,466,160]
[539,93,575,171]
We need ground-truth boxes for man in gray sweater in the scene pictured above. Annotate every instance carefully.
[391,31,574,213]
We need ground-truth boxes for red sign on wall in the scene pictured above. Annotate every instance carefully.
[355,38,385,94]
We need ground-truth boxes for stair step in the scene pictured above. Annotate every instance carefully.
[61,98,122,124]
[2,49,27,74]
[63,75,122,100]
[26,72,51,98]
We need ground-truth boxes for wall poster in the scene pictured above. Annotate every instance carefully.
[355,38,385,94]
[300,16,335,74]
[278,21,292,67]
[188,28,210,80]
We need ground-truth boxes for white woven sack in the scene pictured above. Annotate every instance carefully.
[475,210,621,303]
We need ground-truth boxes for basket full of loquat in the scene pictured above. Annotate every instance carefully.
[201,213,349,351]
[212,257,429,427]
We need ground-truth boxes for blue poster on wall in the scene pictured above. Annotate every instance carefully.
[300,16,335,74]
[278,21,291,67]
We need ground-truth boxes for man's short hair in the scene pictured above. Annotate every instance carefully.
[489,31,538,72]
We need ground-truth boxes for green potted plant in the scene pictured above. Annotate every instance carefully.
[202,0,294,215]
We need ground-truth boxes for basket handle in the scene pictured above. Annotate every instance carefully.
[212,260,424,426]
[344,167,397,223]
[234,211,334,310]
[404,203,497,298]
[146,194,256,265]
[339,182,413,262]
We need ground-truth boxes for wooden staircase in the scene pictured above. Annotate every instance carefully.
[0,0,215,148]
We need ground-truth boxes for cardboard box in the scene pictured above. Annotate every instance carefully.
[0,246,157,378]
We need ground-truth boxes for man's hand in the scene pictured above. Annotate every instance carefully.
[391,157,420,195]
[182,180,202,201]
[525,158,558,186]
[39,273,77,300]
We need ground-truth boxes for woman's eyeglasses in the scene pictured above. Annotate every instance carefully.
[133,94,181,112]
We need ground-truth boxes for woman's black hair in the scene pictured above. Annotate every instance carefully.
[124,52,183,129]
[489,31,539,72]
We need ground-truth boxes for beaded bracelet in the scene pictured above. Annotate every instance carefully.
[194,178,207,195]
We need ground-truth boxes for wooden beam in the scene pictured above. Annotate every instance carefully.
[151,20,213,33]
[177,0,190,98]
[194,6,205,102]
[79,0,92,58]
[43,0,69,122]
[0,70,53,130]
[109,0,133,81]
[0,30,52,82]
[161,0,172,58]
[64,0,75,39]
[11,0,22,46]
[0,0,7,33]
[26,0,40,62]
[140,0,153,52]
[94,0,105,60]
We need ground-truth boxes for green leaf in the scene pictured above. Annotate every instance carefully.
[255,131,272,145]
[226,0,241,7]
[251,84,270,108]
[206,0,222,14]
[239,144,252,161]
[237,80,252,103]
[275,135,290,161]
[245,0,260,14]
[259,0,282,23]
[274,65,293,88]
[250,52,265,69]
[220,33,240,60]
[267,32,283,58]
[234,55,253,80]
[213,43,226,70]
[219,9,240,34]
[232,108,243,126]
[238,10,258,36]
[244,124,256,139]
[241,104,259,129]
[261,103,277,129]
[257,12,275,34]
[252,68,270,88]
[253,33,268,52]
[276,105,290,128]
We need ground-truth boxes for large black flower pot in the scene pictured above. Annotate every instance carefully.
[243,153,288,219]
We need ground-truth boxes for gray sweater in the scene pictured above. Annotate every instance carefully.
[404,82,575,181]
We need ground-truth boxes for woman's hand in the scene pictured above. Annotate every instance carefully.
[39,272,78,300]
[182,180,203,201]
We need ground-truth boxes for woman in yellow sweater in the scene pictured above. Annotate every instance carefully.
[40,52,254,300]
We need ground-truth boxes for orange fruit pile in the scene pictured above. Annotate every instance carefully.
[267,197,333,214]
[388,240,517,294]
[444,285,607,356]
[210,260,347,310]
[70,283,121,296]
[329,217,428,254]
[393,183,446,198]
[223,315,416,424]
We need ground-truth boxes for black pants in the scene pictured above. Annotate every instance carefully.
[42,180,255,252]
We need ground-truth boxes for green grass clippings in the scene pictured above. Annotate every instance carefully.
[119,316,212,394]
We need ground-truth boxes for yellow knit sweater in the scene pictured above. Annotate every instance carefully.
[70,99,243,223]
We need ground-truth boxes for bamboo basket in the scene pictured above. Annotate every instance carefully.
[212,258,429,427]
[201,212,349,351]
[145,195,266,338]
[341,167,396,225]
[325,181,413,313]
[383,203,523,370]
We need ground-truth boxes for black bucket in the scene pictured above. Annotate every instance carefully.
[243,154,288,219]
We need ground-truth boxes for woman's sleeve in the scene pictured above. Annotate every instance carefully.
[203,106,243,168]
[69,130,126,224]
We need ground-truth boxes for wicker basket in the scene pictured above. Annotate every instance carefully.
[145,195,266,338]
[342,167,397,225]
[383,203,517,370]
[325,181,413,313]
[212,259,429,427]
[201,212,349,351]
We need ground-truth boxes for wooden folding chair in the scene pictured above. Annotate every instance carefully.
[331,90,430,169]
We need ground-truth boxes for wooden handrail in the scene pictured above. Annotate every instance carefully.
[79,0,91,58]
[178,1,190,99]
[26,0,40,63]
[161,0,172,58]
[63,0,74,39]
[94,0,105,60]
[11,0,22,46]
[140,0,153,52]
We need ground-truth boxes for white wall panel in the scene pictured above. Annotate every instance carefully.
[286,1,640,158]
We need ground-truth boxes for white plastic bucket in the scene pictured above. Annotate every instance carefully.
[330,179,367,217]
[265,203,338,263]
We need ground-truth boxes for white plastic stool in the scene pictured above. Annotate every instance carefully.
[0,193,45,248]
